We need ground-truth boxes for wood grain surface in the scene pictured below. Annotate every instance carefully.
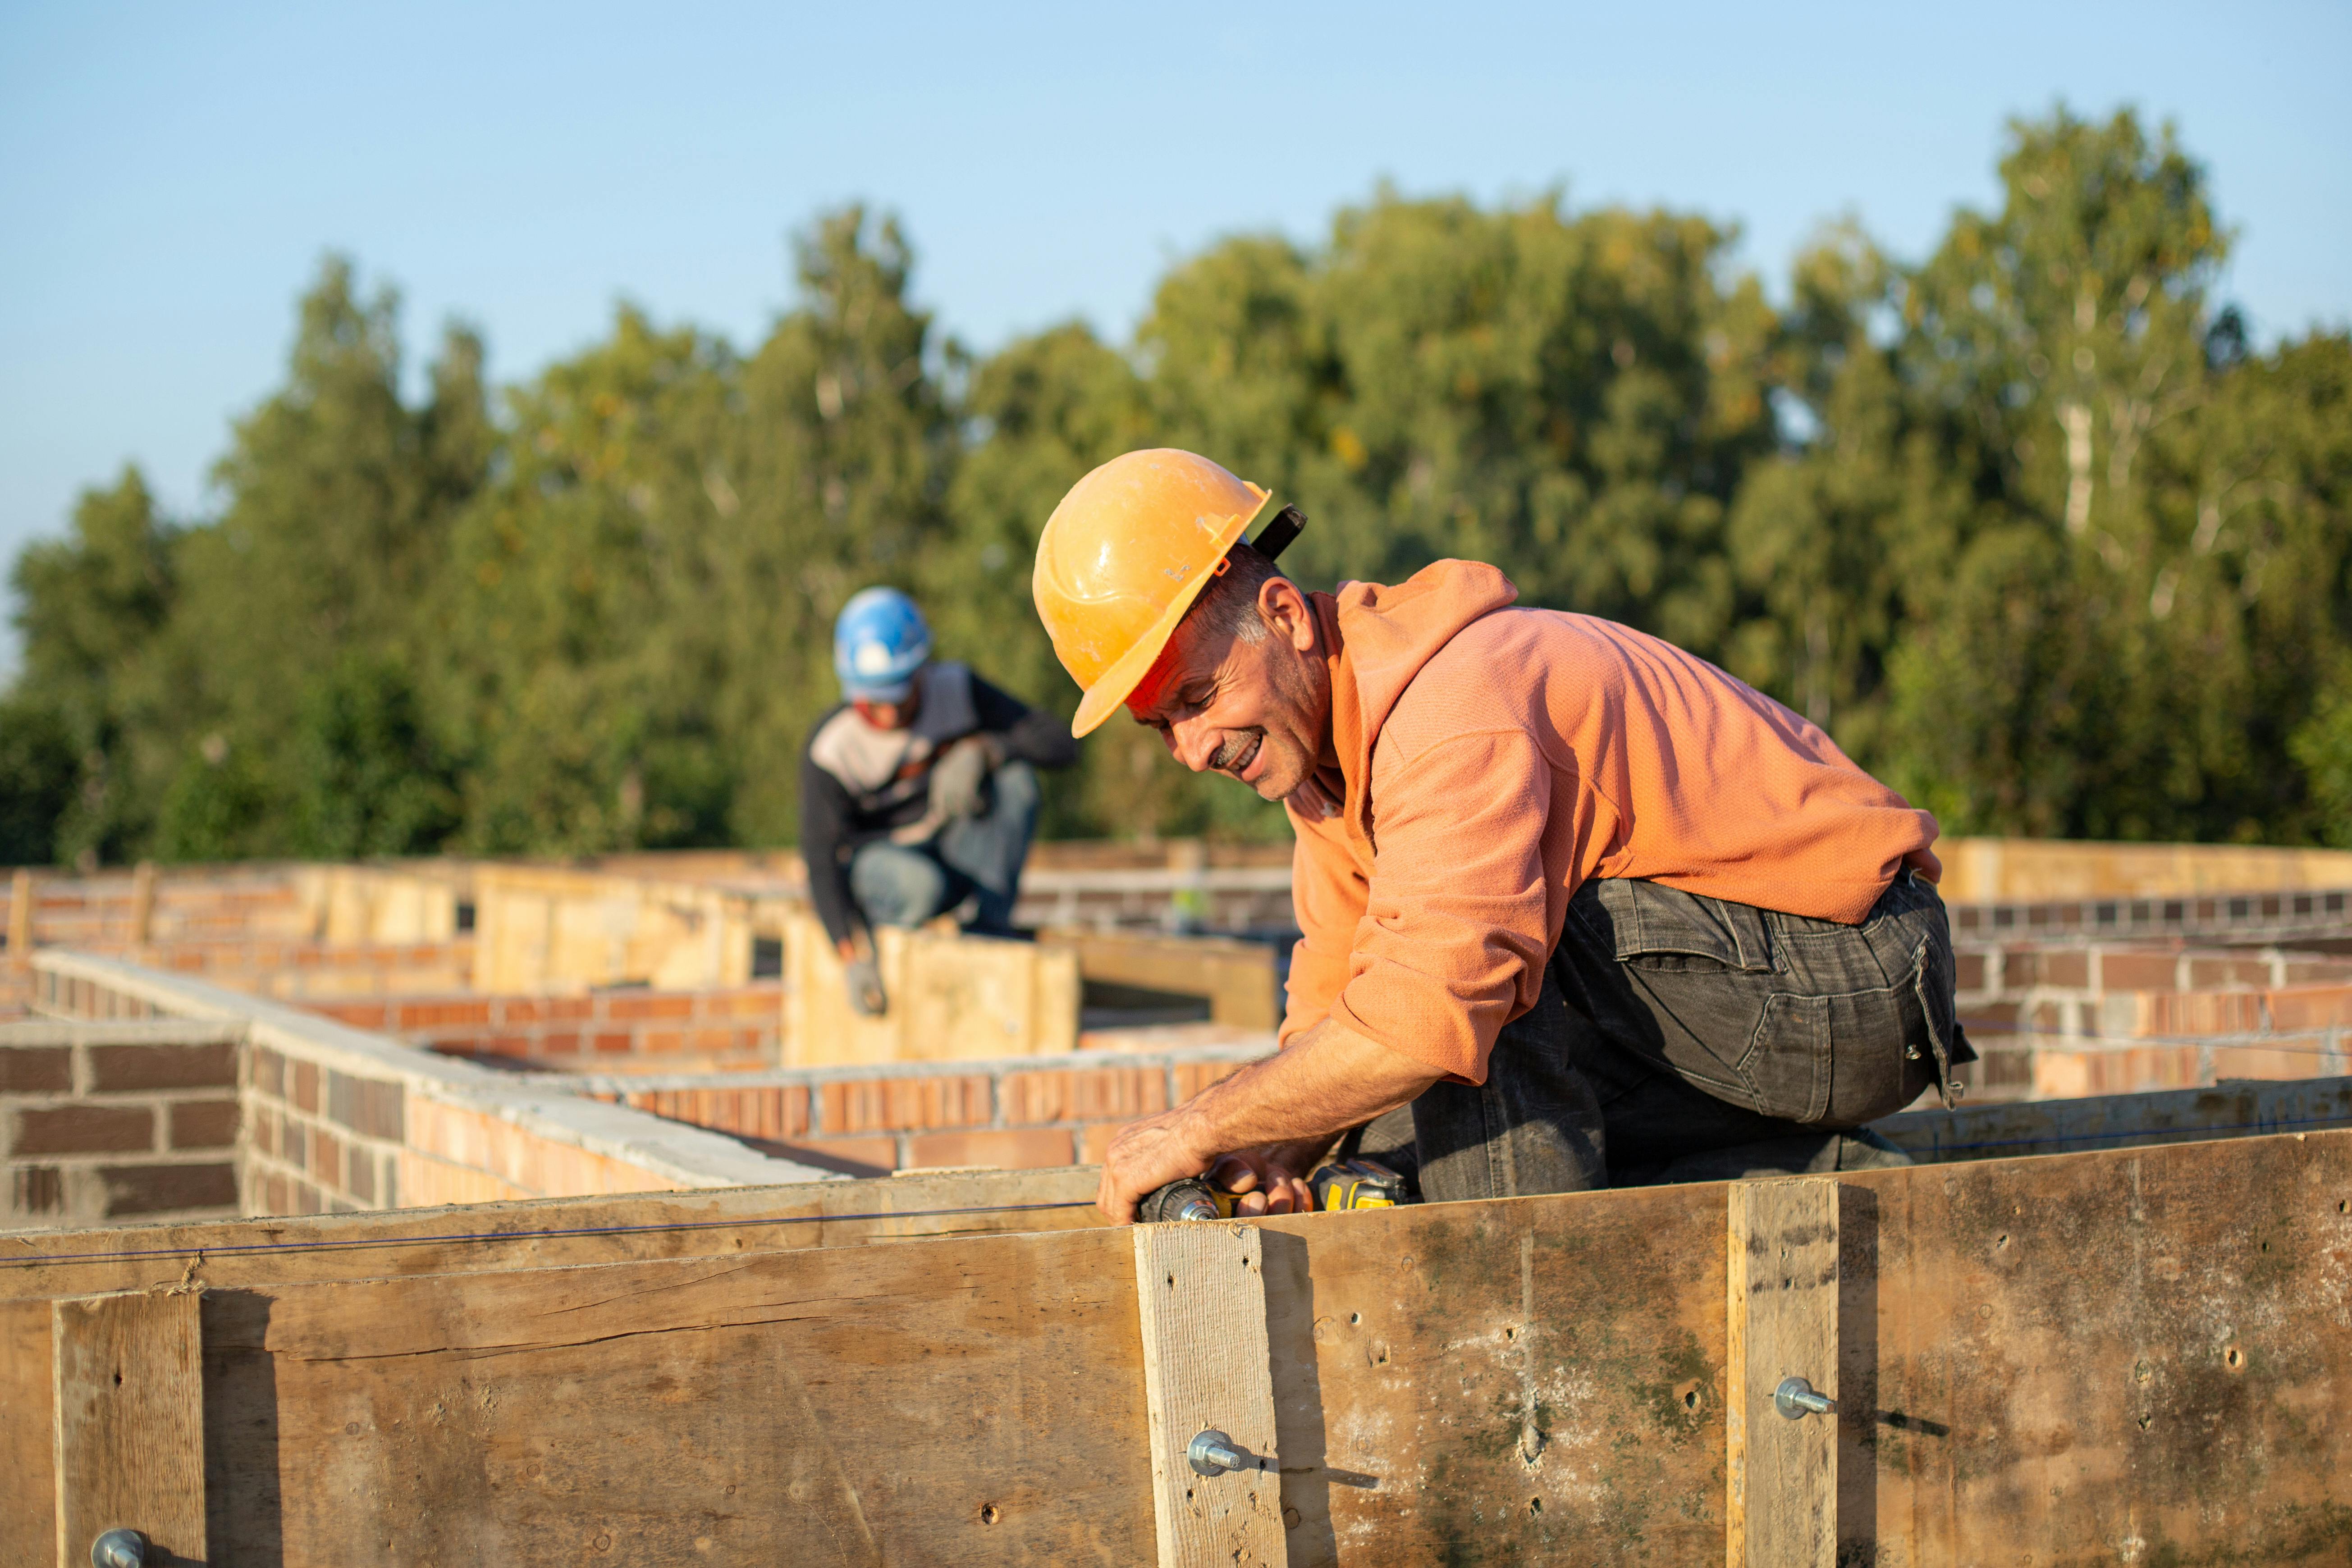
[1726,1177,1838,1568]
[52,1291,207,1568]
[1133,1221,1286,1567]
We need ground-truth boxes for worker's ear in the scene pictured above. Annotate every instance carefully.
[1258,578,1318,654]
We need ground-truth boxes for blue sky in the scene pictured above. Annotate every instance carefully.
[2,0,2347,671]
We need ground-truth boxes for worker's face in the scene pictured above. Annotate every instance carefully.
[1126,577,1328,803]
[852,690,920,731]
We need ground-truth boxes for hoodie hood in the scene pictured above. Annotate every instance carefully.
[1314,559,1519,859]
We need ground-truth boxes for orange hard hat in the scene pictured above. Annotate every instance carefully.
[1033,449,1276,737]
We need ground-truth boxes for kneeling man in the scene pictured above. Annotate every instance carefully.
[802,587,1078,1016]
[1030,450,1970,1219]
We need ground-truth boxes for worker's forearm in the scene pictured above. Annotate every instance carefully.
[1175,1018,1440,1161]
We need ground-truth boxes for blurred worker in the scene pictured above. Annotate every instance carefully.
[1030,450,1974,1221]
[802,587,1078,1016]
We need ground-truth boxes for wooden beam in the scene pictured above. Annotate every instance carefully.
[51,1291,206,1568]
[1132,1221,1286,1568]
[1726,1177,1838,1568]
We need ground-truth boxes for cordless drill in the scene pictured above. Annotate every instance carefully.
[1138,1157,1413,1222]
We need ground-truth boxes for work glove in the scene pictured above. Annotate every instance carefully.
[926,734,1002,822]
[845,953,888,1017]
[889,734,1002,844]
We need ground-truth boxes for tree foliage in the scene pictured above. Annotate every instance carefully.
[6,107,2347,864]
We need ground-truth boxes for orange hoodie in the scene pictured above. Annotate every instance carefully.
[1282,559,1940,1083]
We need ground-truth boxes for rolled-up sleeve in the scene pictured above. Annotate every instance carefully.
[1327,731,1553,1083]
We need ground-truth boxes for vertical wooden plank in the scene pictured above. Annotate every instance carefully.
[52,1291,207,1568]
[128,861,157,948]
[1727,1178,1838,1568]
[8,867,30,968]
[0,1301,57,1568]
[1133,1221,1287,1568]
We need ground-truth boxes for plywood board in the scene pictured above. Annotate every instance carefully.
[1726,1178,1837,1568]
[52,1291,206,1567]
[1047,928,1281,1029]
[786,910,1079,1065]
[1133,1221,1286,1567]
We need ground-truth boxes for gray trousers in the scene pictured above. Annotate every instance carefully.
[1362,871,1970,1198]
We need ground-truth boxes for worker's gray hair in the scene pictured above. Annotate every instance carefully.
[1184,543,1286,649]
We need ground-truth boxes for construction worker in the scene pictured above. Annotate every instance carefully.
[802,587,1077,1015]
[1032,450,1973,1221]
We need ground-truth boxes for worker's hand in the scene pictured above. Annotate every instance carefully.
[1096,1107,1210,1223]
[1211,1141,1323,1216]
[927,735,1002,822]
[844,953,888,1017]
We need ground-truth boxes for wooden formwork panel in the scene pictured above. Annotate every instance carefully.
[3,1127,2346,1565]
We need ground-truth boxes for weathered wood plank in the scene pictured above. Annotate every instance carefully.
[1845,1126,2352,1564]
[1258,1179,1732,1566]
[1726,1178,1838,1568]
[197,1228,1153,1564]
[52,1291,206,1568]
[0,1166,1104,1303]
[0,1300,55,1568]
[1133,1221,1286,1568]
[1876,1073,2352,1164]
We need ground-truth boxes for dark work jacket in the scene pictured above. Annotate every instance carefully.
[799,662,1078,946]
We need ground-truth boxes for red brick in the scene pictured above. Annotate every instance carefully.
[2187,956,2272,990]
[265,1172,289,1215]
[1952,951,1986,992]
[2039,951,2090,988]
[593,1032,632,1054]
[2148,992,2265,1037]
[1003,1066,1167,1125]
[645,1030,686,1054]
[101,1161,236,1216]
[281,1118,308,1168]
[169,1099,239,1149]
[605,993,695,1021]
[253,1045,285,1099]
[311,1126,343,1187]
[292,1059,320,1112]
[0,1045,71,1093]
[2095,952,2180,993]
[89,1040,237,1092]
[819,1075,992,1134]
[14,1104,153,1154]
[2282,957,2352,986]
[541,1032,583,1056]
[905,1128,1078,1170]
[2265,986,2352,1032]
[397,1000,494,1030]
[315,1001,389,1028]
[348,1148,377,1204]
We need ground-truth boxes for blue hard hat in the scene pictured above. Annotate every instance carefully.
[833,587,932,700]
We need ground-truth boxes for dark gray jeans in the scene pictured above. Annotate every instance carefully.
[1362,871,1971,1199]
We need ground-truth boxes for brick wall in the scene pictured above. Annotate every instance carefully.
[0,1018,243,1227]
[123,937,477,998]
[1954,942,2352,1101]
[301,984,782,1074]
[595,1047,1267,1177]
[28,950,829,1224]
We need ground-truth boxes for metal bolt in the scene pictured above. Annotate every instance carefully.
[91,1530,147,1568]
[1187,1428,1252,1476]
[1774,1375,1837,1421]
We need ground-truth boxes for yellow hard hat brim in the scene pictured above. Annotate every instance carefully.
[1067,502,1263,738]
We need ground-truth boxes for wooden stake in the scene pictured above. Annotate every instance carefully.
[52,1292,207,1568]
[1726,1178,1838,1568]
[8,867,30,971]
[128,862,157,949]
[1132,1221,1287,1568]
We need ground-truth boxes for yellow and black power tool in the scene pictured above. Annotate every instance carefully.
[1138,1157,1412,1223]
